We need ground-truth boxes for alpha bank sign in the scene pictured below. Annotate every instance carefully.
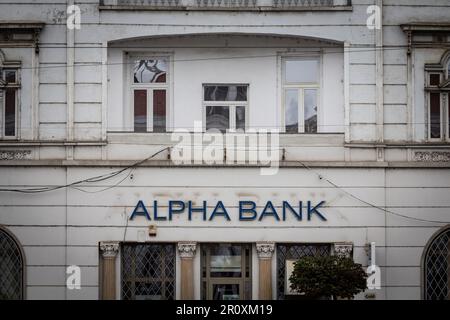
[130,200,327,222]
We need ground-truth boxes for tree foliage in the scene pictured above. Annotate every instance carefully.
[289,255,367,300]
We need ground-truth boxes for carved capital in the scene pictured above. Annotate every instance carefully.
[178,242,197,259]
[256,242,275,260]
[100,242,119,259]
[333,242,353,258]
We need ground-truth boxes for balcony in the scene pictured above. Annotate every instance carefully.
[99,0,352,11]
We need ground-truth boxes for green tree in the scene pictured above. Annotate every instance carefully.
[289,255,367,300]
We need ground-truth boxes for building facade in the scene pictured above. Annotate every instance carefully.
[0,0,450,300]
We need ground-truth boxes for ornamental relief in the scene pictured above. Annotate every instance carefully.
[0,150,32,161]
[414,151,450,162]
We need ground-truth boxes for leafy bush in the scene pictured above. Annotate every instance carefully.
[289,255,367,300]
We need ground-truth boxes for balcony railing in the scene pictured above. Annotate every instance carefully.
[100,0,351,10]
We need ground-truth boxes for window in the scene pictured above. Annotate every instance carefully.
[0,227,24,300]
[131,57,169,133]
[276,243,330,300]
[1,68,19,138]
[203,85,248,133]
[423,227,450,300]
[425,53,450,141]
[201,243,251,300]
[282,58,320,134]
[121,243,175,300]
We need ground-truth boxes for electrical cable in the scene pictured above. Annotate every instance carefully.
[0,146,169,193]
[294,158,450,225]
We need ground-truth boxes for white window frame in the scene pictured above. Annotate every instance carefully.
[127,53,172,133]
[1,67,20,139]
[280,55,321,134]
[202,84,249,132]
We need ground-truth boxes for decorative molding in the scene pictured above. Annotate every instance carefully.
[0,150,32,160]
[256,242,275,259]
[333,242,353,258]
[100,242,119,258]
[414,151,450,162]
[178,242,197,259]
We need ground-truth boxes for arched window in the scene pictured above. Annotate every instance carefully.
[447,60,450,80]
[0,227,24,300]
[423,226,450,300]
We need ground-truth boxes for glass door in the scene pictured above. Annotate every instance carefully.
[201,243,251,300]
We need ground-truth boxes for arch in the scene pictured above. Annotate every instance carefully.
[0,226,25,300]
[421,225,450,300]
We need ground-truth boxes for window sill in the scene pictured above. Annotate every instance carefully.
[107,131,345,146]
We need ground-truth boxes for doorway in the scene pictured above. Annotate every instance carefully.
[201,243,252,300]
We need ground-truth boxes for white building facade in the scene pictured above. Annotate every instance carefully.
[0,0,450,300]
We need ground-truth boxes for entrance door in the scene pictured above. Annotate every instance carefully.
[201,243,252,300]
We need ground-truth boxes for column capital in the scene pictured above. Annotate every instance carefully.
[100,242,119,259]
[178,242,197,259]
[333,242,353,258]
[256,242,275,260]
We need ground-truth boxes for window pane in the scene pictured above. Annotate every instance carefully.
[236,106,245,131]
[153,90,166,133]
[285,89,298,133]
[204,85,247,101]
[209,244,242,278]
[206,106,229,133]
[4,70,16,83]
[285,59,319,83]
[212,284,240,300]
[304,89,318,133]
[430,93,441,139]
[5,89,16,136]
[430,74,440,86]
[134,90,147,132]
[133,59,167,83]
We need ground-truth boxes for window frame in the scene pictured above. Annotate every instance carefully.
[427,91,444,141]
[280,55,321,134]
[202,84,249,133]
[1,66,20,139]
[127,53,172,133]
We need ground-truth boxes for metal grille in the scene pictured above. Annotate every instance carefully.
[276,243,331,300]
[0,229,23,300]
[121,243,175,300]
[425,230,450,300]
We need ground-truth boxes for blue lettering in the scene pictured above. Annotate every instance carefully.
[209,201,231,221]
[259,201,280,221]
[188,201,207,221]
[153,200,166,221]
[169,200,185,220]
[130,200,151,220]
[282,201,302,221]
[307,201,327,221]
[239,201,257,221]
